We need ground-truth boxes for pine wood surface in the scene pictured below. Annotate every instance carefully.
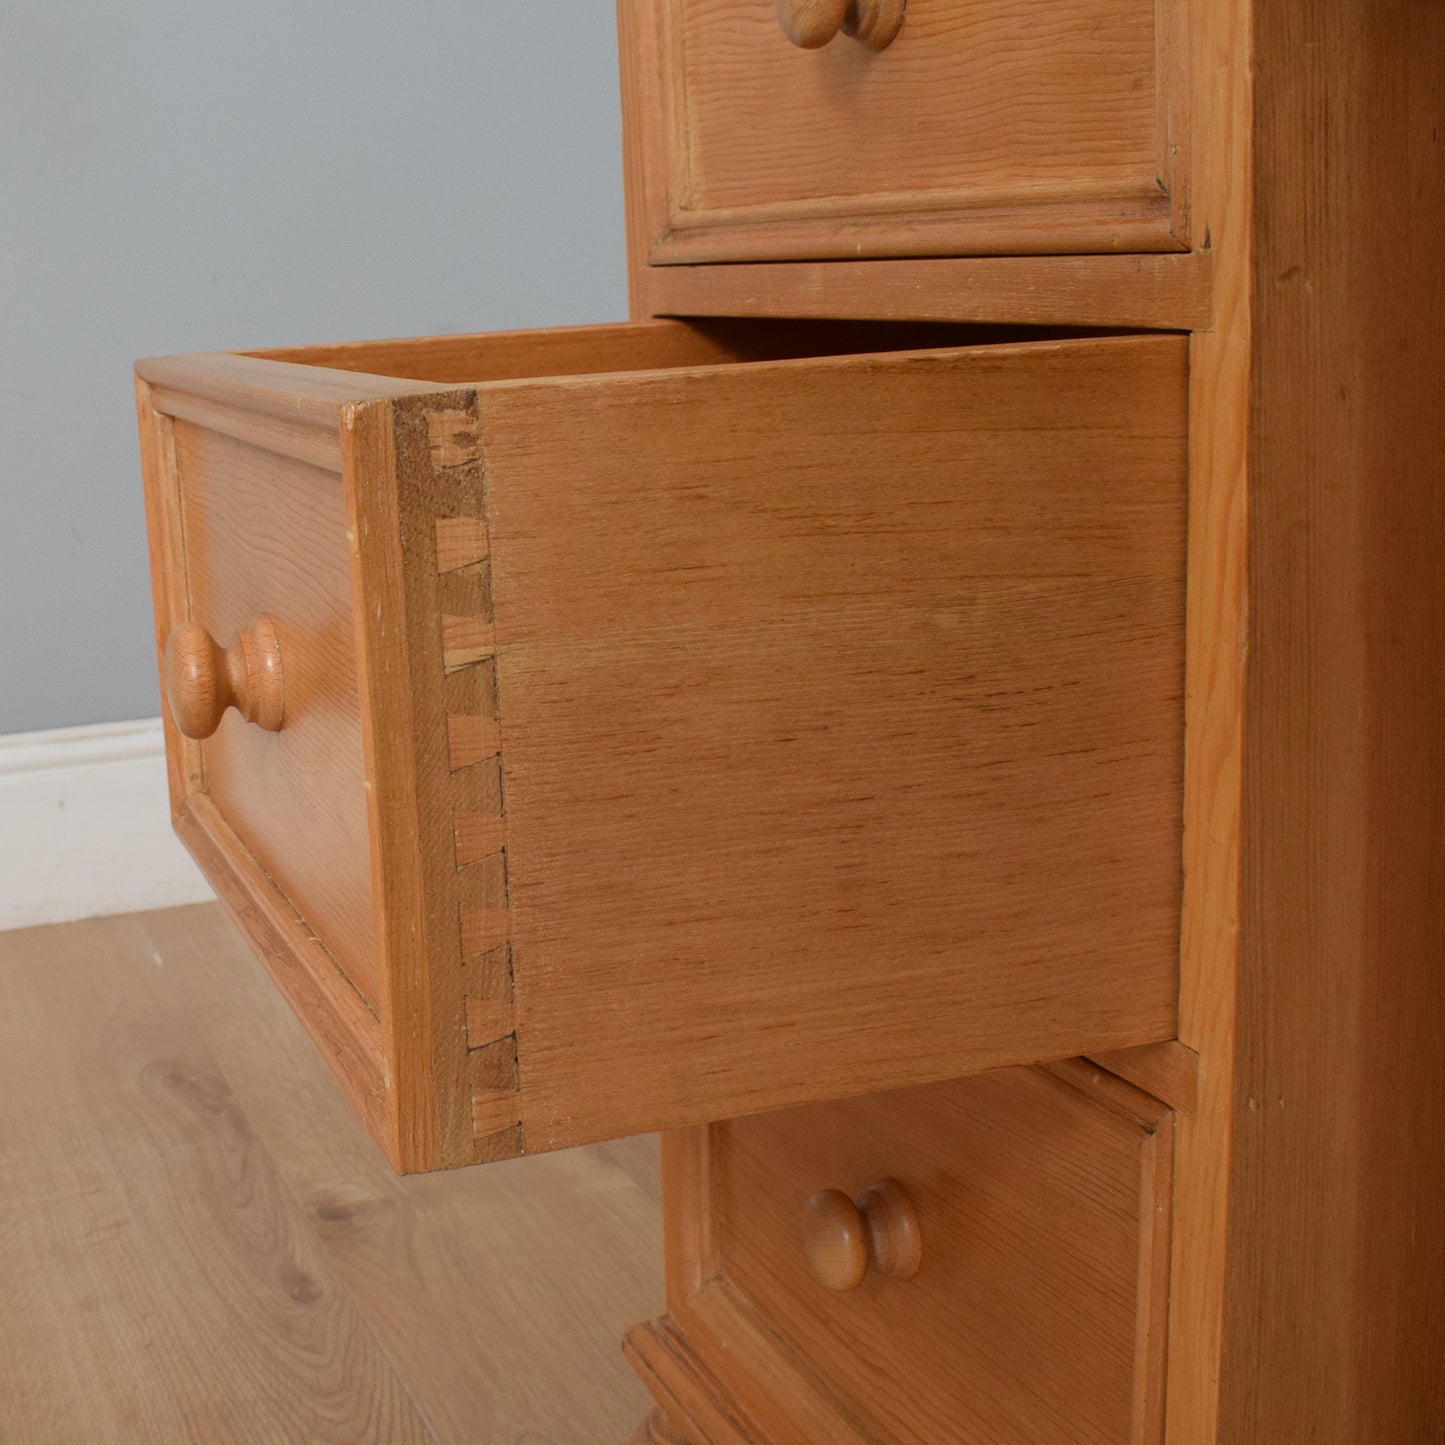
[1218,0,1445,1437]
[624,1320,778,1445]
[176,794,396,1148]
[629,1296,867,1445]
[246,319,755,386]
[247,317,1118,381]
[488,333,1187,1148]
[1153,0,1253,1431]
[138,374,401,1163]
[628,0,1185,261]
[691,1063,1171,1444]
[0,904,662,1445]
[617,2,1445,1440]
[147,318,1071,1168]
[172,421,380,1009]
[140,324,1187,1173]
[1085,1039,1199,1117]
[636,252,1214,332]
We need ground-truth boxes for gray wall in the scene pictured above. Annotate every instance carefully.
[0,2,627,734]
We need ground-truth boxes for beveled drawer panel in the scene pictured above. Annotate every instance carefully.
[169,422,380,1008]
[138,321,1186,1173]
[708,1063,1173,1444]
[623,0,1189,263]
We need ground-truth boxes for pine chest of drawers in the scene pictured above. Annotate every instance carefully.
[136,0,1445,1438]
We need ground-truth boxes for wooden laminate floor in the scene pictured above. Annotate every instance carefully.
[0,904,663,1444]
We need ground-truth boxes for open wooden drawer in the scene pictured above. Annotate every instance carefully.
[136,320,1187,1173]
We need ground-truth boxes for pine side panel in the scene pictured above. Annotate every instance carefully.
[1219,0,1445,1437]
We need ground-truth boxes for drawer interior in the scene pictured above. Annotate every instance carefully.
[245,317,1105,384]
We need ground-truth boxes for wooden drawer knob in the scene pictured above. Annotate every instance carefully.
[774,0,905,51]
[802,1178,922,1291]
[164,617,285,739]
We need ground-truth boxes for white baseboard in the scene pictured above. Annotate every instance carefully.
[0,718,214,931]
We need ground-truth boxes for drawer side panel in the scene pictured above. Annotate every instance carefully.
[486,334,1188,1147]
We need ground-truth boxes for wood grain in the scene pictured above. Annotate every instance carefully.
[376,388,525,1169]
[163,616,286,740]
[701,1063,1171,1445]
[250,316,1131,377]
[637,251,1213,332]
[624,1319,773,1445]
[1217,0,1445,1437]
[137,379,201,808]
[172,421,381,1011]
[139,351,436,471]
[1086,1039,1199,1115]
[0,917,436,1445]
[0,905,662,1443]
[486,334,1187,1146]
[142,323,1189,1172]
[245,319,770,385]
[446,713,501,771]
[635,1063,1173,1445]
[434,516,487,574]
[628,0,1186,262]
[178,794,393,1151]
[140,358,439,1168]
[1155,0,1252,1429]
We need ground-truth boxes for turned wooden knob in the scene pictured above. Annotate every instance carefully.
[802,1178,922,1291]
[164,616,285,739]
[774,0,905,50]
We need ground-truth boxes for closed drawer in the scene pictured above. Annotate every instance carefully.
[623,0,1189,263]
[137,321,1186,1173]
[708,1063,1173,1444]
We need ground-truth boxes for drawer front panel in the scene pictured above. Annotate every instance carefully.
[714,1064,1172,1444]
[626,0,1187,262]
[171,420,380,1008]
